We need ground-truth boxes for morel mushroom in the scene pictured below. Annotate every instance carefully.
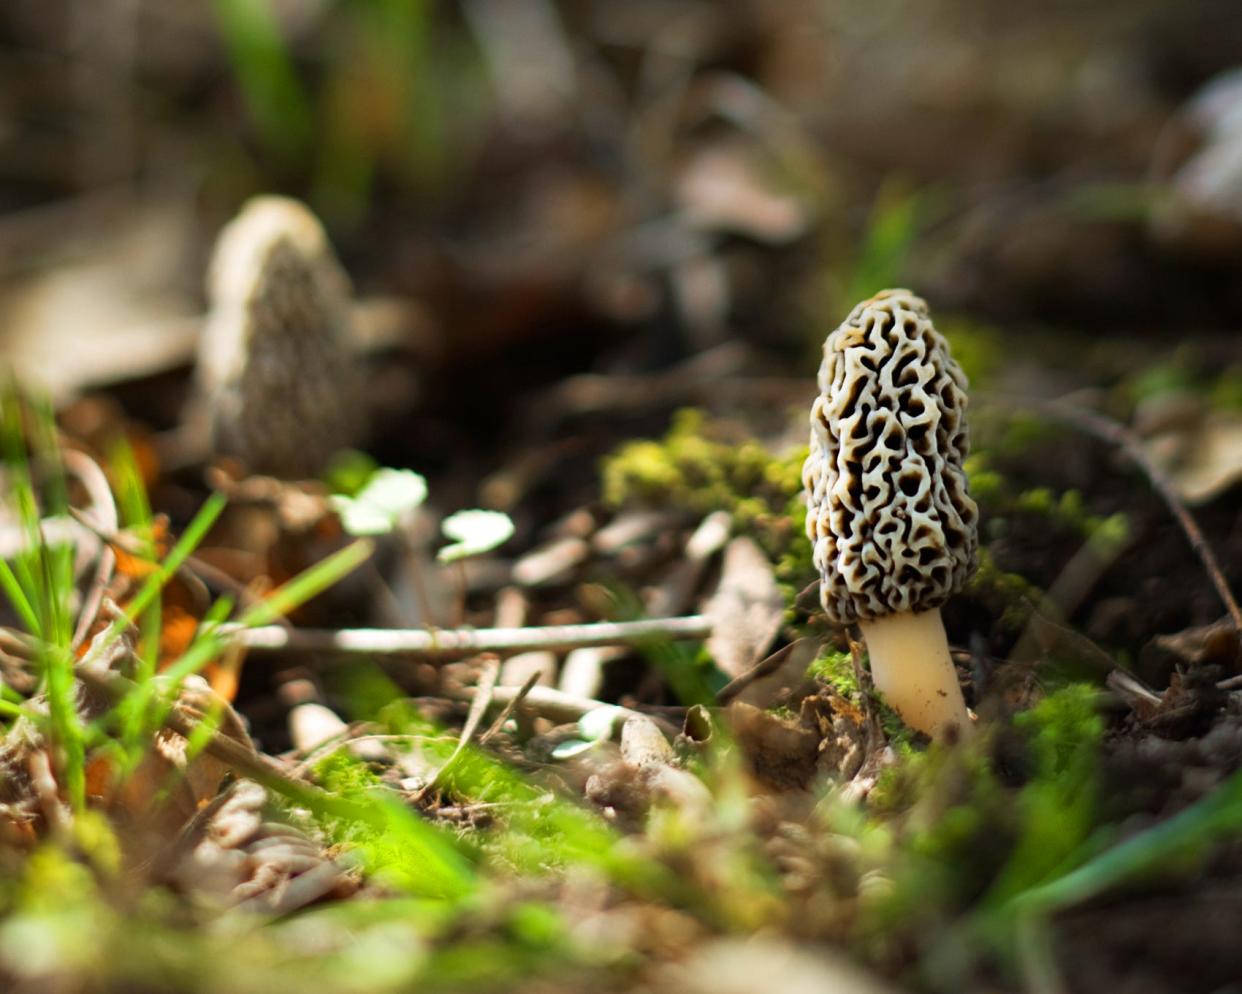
[803,290,978,739]
[194,195,363,478]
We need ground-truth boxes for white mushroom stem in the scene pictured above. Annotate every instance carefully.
[858,609,972,740]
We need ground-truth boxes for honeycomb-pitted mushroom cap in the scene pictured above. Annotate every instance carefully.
[196,195,362,479]
[803,289,978,625]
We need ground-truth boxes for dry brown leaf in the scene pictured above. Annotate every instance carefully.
[676,143,810,244]
[726,701,820,791]
[0,198,199,404]
[586,715,711,823]
[727,637,820,710]
[705,537,784,678]
[1148,617,1241,671]
[289,702,350,754]
[107,675,255,842]
[1162,414,1242,504]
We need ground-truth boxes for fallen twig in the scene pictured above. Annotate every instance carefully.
[716,638,806,705]
[419,656,500,797]
[290,730,458,779]
[479,670,541,745]
[72,661,370,822]
[1009,397,1242,638]
[235,615,712,658]
[63,450,119,651]
[447,682,644,725]
[67,507,272,616]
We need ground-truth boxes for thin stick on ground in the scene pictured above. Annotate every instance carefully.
[67,506,275,616]
[418,655,500,798]
[1036,399,1242,636]
[234,615,713,658]
[447,682,647,726]
[72,661,364,820]
[716,638,807,705]
[479,669,541,745]
[63,450,118,651]
[290,730,460,779]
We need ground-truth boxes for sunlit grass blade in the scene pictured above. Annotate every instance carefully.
[1,393,46,638]
[112,540,370,785]
[843,180,933,305]
[0,390,85,806]
[238,539,374,628]
[0,697,28,720]
[1008,765,1242,918]
[156,595,235,688]
[71,490,228,774]
[110,440,161,681]
[86,492,228,670]
[0,556,39,634]
[120,492,227,627]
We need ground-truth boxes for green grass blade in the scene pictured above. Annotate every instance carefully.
[110,441,161,681]
[238,539,374,628]
[209,0,313,161]
[156,595,235,688]
[1009,768,1242,918]
[0,556,39,633]
[121,492,227,627]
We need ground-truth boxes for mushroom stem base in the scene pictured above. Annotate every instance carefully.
[858,609,972,741]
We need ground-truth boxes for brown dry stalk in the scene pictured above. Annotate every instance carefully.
[715,639,807,705]
[418,655,500,798]
[479,670,542,745]
[1038,399,1242,637]
[72,663,358,820]
[62,449,118,651]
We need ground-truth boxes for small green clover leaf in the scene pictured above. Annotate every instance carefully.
[437,509,514,564]
[549,705,625,760]
[331,468,428,536]
[578,704,624,741]
[550,739,594,760]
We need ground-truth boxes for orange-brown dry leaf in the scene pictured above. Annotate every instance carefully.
[125,432,162,489]
[159,604,199,663]
[201,650,242,703]
[109,516,171,578]
[85,753,119,803]
[104,679,255,852]
[92,519,241,699]
[157,597,243,702]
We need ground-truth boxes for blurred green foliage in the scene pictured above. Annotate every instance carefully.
[1120,348,1242,414]
[210,0,489,220]
[857,684,1103,980]
[842,181,931,307]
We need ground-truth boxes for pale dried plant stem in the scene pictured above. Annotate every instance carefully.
[62,449,119,650]
[858,609,972,740]
[235,615,712,658]
[73,662,355,817]
[418,655,500,798]
[448,683,647,726]
[395,529,437,626]
[479,670,541,744]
